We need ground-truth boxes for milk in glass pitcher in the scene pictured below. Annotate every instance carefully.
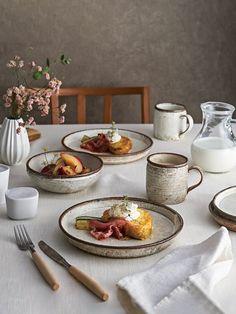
[191,102,236,173]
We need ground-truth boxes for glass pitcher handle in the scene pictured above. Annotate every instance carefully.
[179,114,194,135]
[187,166,203,193]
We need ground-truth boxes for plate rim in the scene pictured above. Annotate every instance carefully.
[61,128,153,158]
[58,196,184,250]
[211,186,236,222]
[209,201,236,231]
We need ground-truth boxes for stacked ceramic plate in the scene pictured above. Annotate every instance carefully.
[209,186,236,231]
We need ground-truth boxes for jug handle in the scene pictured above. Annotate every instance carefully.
[187,166,203,193]
[231,119,236,124]
[179,114,194,135]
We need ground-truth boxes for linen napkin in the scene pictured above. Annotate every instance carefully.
[117,227,233,314]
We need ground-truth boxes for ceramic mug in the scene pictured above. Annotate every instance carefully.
[146,153,203,204]
[153,103,194,140]
[0,164,10,204]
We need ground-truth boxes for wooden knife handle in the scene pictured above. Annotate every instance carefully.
[31,251,60,291]
[68,265,109,301]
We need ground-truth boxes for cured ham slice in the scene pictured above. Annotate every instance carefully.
[89,219,128,240]
[80,134,110,153]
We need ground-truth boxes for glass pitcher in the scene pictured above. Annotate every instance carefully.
[191,101,236,173]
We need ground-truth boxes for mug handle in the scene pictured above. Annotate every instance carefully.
[187,166,203,193]
[179,114,194,136]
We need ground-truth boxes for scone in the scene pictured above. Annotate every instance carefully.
[102,208,152,240]
[75,204,153,241]
[108,136,132,155]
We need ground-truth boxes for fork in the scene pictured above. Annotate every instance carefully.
[14,225,60,291]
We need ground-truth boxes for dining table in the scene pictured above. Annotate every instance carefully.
[1,123,236,314]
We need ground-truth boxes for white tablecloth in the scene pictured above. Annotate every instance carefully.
[0,124,236,314]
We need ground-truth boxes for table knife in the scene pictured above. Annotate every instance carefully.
[38,240,109,301]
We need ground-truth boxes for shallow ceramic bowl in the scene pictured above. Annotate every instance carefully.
[26,151,103,193]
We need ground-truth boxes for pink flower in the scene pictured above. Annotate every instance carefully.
[45,91,52,97]
[6,88,13,97]
[3,53,70,125]
[27,99,34,106]
[60,103,66,113]
[27,116,35,125]
[15,94,23,105]
[6,60,17,68]
[59,116,65,123]
[13,87,20,94]
[48,78,62,93]
[27,104,33,111]
[18,60,24,68]
[19,85,25,92]
[4,103,11,108]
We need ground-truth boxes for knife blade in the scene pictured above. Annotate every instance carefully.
[38,241,109,301]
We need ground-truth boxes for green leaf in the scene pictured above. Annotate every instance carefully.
[81,135,98,143]
[60,55,71,65]
[65,57,71,64]
[33,71,43,80]
[42,66,49,74]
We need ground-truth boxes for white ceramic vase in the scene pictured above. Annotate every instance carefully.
[0,117,30,165]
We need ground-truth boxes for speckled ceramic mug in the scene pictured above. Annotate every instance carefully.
[153,103,194,140]
[146,153,203,204]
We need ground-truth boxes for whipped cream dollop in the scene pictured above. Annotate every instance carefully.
[108,201,140,221]
[106,127,121,143]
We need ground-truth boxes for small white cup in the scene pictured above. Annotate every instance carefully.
[154,103,194,141]
[0,164,10,204]
[5,187,39,220]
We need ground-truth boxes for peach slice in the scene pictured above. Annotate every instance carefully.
[61,166,77,176]
[60,153,83,174]
[53,158,65,176]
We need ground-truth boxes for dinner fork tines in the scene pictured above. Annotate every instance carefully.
[14,225,60,291]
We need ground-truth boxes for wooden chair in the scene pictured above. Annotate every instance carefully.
[50,86,150,124]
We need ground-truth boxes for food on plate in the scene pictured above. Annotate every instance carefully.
[108,136,132,155]
[75,198,153,241]
[40,152,91,176]
[80,122,132,155]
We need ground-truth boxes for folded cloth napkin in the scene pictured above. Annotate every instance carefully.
[117,227,233,314]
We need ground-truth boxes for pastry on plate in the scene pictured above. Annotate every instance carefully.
[75,198,153,241]
[80,122,132,155]
[108,136,132,155]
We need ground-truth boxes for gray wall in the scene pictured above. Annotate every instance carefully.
[1,0,236,123]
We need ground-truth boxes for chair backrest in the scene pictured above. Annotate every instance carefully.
[50,86,150,124]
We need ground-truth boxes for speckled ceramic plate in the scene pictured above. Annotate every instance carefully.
[59,197,183,258]
[209,201,236,232]
[209,186,236,231]
[61,128,153,164]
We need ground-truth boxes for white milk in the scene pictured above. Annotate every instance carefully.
[191,137,236,173]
